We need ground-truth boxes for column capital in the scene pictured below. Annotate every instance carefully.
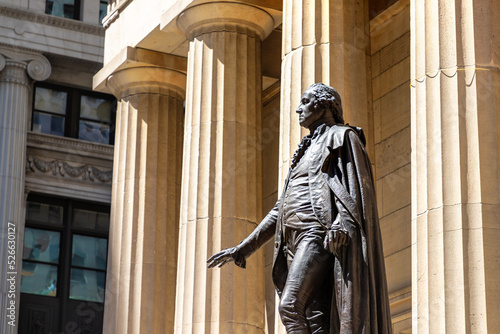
[0,46,51,83]
[106,66,186,100]
[176,1,275,41]
[93,47,187,99]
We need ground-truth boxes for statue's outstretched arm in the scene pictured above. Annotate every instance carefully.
[207,200,280,269]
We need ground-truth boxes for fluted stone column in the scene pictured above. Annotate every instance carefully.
[175,3,274,333]
[0,47,50,333]
[280,0,372,183]
[102,65,185,334]
[411,0,500,333]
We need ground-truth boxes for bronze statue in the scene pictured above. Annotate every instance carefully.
[208,83,392,334]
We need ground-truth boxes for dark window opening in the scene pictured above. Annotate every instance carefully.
[20,195,110,334]
[32,82,116,145]
[99,1,108,25]
[45,0,82,20]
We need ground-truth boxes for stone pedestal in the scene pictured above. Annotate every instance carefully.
[411,0,500,332]
[175,3,274,333]
[102,64,186,334]
[0,47,50,333]
[280,0,372,184]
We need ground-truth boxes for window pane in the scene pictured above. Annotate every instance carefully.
[32,112,65,136]
[70,269,105,302]
[23,228,60,264]
[45,0,78,19]
[78,120,110,144]
[99,2,107,25]
[26,201,64,225]
[72,235,107,270]
[80,95,111,122]
[73,208,109,232]
[34,87,67,115]
[21,262,58,297]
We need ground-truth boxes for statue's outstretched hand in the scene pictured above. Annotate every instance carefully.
[207,247,246,269]
[324,228,349,256]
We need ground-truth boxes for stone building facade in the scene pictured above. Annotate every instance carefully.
[1,0,499,333]
[0,1,115,333]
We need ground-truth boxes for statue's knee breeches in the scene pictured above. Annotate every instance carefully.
[279,293,310,333]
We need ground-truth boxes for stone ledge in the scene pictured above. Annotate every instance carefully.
[27,131,113,160]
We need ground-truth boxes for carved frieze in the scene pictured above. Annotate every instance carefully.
[27,155,112,183]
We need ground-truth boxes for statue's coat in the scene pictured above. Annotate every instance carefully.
[237,124,392,334]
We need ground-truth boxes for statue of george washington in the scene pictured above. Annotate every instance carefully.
[208,83,392,334]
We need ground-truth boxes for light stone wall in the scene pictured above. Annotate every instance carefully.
[370,0,411,332]
[102,0,176,62]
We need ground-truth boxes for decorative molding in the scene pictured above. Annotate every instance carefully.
[27,132,114,158]
[0,5,105,36]
[102,0,133,29]
[27,155,112,183]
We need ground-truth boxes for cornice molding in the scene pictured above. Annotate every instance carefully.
[27,132,114,159]
[27,155,112,183]
[0,5,105,36]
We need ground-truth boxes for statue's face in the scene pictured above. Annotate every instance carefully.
[296,88,323,129]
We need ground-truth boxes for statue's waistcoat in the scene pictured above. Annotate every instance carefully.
[271,125,347,291]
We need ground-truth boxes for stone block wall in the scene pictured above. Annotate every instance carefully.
[370,0,411,332]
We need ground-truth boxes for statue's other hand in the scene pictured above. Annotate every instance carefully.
[323,228,349,256]
[207,247,246,269]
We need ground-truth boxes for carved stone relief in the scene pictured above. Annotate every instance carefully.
[27,155,112,183]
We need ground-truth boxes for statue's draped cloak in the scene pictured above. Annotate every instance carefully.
[237,125,392,334]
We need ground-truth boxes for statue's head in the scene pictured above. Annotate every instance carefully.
[296,83,344,130]
[309,83,344,124]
